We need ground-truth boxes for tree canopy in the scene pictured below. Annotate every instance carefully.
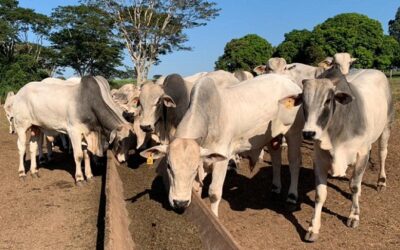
[0,0,53,98]
[274,13,400,70]
[389,7,400,67]
[215,34,273,72]
[273,29,312,64]
[86,0,220,83]
[49,4,124,78]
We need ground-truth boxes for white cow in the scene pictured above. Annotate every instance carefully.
[302,68,393,242]
[12,76,134,183]
[141,75,302,216]
[332,52,357,75]
[111,83,141,117]
[254,57,328,87]
[233,70,254,81]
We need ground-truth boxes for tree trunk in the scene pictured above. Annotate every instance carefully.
[134,60,149,86]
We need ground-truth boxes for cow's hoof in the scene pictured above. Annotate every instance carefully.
[285,201,300,212]
[270,191,281,201]
[76,180,85,187]
[31,172,40,178]
[39,157,47,165]
[86,176,94,183]
[346,218,359,228]
[19,175,27,182]
[304,231,319,242]
[377,184,386,192]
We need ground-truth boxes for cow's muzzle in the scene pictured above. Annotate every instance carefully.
[172,199,189,213]
[302,131,316,140]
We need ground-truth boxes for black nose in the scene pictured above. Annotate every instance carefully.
[140,125,152,132]
[303,131,316,140]
[173,199,189,210]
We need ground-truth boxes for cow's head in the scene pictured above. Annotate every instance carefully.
[4,91,15,134]
[138,82,175,133]
[109,124,135,162]
[333,53,356,75]
[302,78,354,140]
[140,138,226,212]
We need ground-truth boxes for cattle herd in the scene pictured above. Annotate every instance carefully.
[2,52,394,243]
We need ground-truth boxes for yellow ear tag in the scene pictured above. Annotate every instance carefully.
[147,153,154,165]
[284,98,295,108]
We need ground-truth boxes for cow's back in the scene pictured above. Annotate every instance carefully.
[349,69,392,142]
[13,82,78,131]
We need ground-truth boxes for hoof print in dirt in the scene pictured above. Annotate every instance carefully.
[304,231,319,242]
[346,218,359,228]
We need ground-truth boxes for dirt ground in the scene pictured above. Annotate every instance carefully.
[0,108,104,250]
[209,105,400,249]
[118,156,202,250]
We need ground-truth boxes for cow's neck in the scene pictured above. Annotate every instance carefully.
[327,81,366,146]
[79,78,127,134]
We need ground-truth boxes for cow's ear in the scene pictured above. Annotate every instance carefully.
[162,94,176,108]
[200,148,227,165]
[350,57,357,63]
[109,129,117,144]
[140,145,167,159]
[7,91,14,98]
[132,96,140,106]
[279,94,303,108]
[253,65,267,75]
[334,92,353,105]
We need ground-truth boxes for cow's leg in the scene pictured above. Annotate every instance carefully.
[377,125,390,191]
[267,143,282,196]
[17,128,28,179]
[305,147,330,242]
[83,149,93,181]
[38,132,46,164]
[29,134,39,178]
[46,136,53,162]
[347,151,369,228]
[68,131,84,184]
[285,133,302,208]
[209,159,229,217]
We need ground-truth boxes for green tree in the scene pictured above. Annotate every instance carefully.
[309,13,386,68]
[50,4,123,78]
[0,0,53,99]
[215,34,273,72]
[86,0,220,84]
[389,7,400,68]
[389,7,400,42]
[273,29,312,63]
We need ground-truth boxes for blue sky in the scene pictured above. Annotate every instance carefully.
[20,0,400,78]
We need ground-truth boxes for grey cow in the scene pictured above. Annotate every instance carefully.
[302,68,393,242]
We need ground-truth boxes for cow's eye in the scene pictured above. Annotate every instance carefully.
[324,99,331,105]
[167,163,172,170]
